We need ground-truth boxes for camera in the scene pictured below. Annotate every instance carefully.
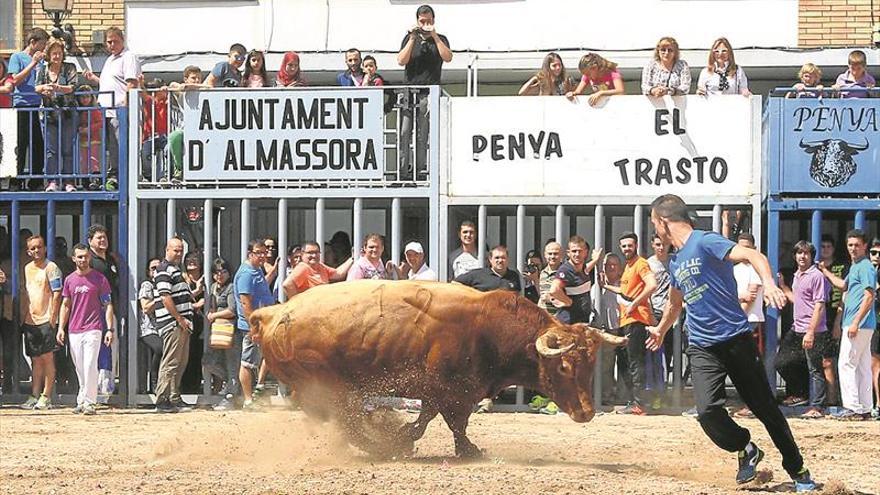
[524,263,539,274]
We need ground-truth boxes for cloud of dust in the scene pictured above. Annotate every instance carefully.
[151,411,358,474]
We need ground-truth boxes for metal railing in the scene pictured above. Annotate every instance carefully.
[1,91,121,192]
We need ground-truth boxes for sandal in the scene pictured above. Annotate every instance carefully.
[800,408,824,419]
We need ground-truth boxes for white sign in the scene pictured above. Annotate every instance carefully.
[448,95,758,197]
[0,109,17,178]
[182,89,385,180]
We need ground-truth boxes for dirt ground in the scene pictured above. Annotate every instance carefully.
[1,406,877,495]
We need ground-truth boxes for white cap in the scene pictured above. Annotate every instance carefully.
[404,241,424,254]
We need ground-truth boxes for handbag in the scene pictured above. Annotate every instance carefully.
[209,317,234,349]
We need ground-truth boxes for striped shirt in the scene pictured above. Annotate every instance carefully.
[538,265,559,316]
[153,259,193,335]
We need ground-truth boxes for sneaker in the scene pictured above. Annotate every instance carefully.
[242,399,262,412]
[617,401,646,415]
[682,406,698,418]
[792,467,816,492]
[529,395,551,411]
[72,404,84,414]
[82,404,97,416]
[475,398,493,414]
[105,178,118,191]
[155,400,179,414]
[539,401,559,415]
[650,397,663,411]
[736,442,765,484]
[870,407,880,420]
[782,396,808,407]
[64,183,77,192]
[171,398,193,412]
[34,395,53,410]
[831,408,867,421]
[45,181,58,192]
[87,179,102,191]
[20,395,38,410]
[213,398,235,411]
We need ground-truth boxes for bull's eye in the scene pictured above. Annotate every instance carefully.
[558,361,575,378]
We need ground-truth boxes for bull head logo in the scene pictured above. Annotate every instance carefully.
[799,138,869,188]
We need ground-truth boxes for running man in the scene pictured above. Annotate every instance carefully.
[645,194,815,491]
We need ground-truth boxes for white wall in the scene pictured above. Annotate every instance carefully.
[127,0,799,55]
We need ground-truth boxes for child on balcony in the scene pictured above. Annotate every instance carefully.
[833,50,875,99]
[76,85,105,191]
[786,63,824,99]
[565,53,625,107]
[140,78,169,182]
[362,56,385,86]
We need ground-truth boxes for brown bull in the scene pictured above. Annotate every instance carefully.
[249,280,625,457]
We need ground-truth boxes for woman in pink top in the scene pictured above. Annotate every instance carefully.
[566,53,625,106]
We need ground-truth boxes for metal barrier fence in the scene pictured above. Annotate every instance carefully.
[125,86,443,405]
[1,100,129,405]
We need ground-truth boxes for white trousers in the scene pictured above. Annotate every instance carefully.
[838,329,875,414]
[69,330,101,406]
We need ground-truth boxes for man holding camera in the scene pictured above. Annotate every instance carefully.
[396,4,452,181]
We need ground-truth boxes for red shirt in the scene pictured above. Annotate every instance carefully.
[0,75,13,108]
[141,94,168,140]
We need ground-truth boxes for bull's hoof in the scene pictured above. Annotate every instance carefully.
[455,442,483,459]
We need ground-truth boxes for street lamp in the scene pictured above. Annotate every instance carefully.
[42,0,74,32]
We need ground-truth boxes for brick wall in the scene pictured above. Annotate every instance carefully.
[22,0,125,54]
[799,0,876,47]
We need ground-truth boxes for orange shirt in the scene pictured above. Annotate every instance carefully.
[619,256,654,327]
[22,261,63,326]
[291,262,336,293]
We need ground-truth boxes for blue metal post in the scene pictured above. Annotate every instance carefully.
[765,208,780,388]
[10,201,20,389]
[117,108,129,402]
[854,210,866,231]
[47,200,56,261]
[82,200,93,243]
[811,210,822,251]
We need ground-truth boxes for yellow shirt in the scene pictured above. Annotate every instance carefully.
[22,260,63,326]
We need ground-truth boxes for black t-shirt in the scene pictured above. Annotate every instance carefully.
[455,267,522,293]
[90,249,120,306]
[400,32,450,85]
[555,261,593,324]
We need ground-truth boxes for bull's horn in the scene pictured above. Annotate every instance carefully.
[799,138,826,149]
[587,327,628,346]
[842,138,869,152]
[535,332,574,358]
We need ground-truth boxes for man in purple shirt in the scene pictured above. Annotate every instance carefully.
[56,244,114,416]
[778,241,831,418]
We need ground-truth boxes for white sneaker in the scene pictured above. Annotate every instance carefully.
[45,181,58,192]
[64,183,77,192]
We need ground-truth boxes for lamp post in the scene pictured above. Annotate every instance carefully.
[42,0,74,32]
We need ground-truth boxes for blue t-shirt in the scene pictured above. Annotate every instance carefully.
[555,261,593,324]
[8,51,42,107]
[211,61,242,87]
[841,258,877,330]
[233,262,274,331]
[668,230,750,347]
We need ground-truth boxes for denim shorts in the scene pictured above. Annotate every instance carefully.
[240,331,262,370]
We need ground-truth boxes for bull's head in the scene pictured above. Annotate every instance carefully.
[799,138,868,188]
[533,323,627,423]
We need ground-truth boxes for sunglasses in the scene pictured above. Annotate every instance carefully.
[659,47,674,53]
[234,54,246,62]
[870,250,880,256]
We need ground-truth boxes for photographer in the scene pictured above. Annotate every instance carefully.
[523,249,543,304]
[396,4,452,182]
